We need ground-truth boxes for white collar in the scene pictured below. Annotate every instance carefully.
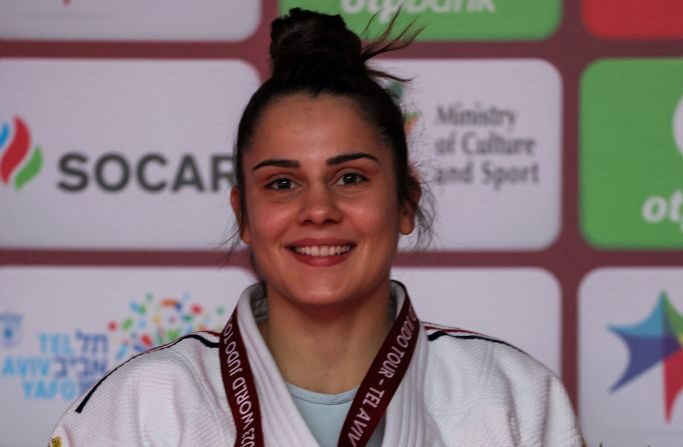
[234,281,429,446]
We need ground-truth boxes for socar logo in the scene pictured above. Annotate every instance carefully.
[0,117,43,190]
[609,291,683,421]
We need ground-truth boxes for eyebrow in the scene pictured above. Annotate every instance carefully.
[252,159,300,171]
[327,152,379,166]
[252,152,379,171]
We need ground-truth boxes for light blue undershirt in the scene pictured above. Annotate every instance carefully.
[286,383,385,447]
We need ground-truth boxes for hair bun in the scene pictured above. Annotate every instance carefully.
[269,8,363,78]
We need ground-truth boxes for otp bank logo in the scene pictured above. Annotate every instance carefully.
[609,291,683,421]
[280,0,560,41]
[0,117,43,190]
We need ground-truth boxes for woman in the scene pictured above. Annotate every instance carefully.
[51,9,582,447]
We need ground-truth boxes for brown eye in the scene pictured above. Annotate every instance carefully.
[336,173,367,186]
[267,178,296,191]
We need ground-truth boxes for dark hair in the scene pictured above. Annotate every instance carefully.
[231,8,432,248]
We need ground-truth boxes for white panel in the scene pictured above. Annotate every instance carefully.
[0,0,260,41]
[579,268,683,447]
[380,59,563,251]
[0,266,255,446]
[0,59,260,249]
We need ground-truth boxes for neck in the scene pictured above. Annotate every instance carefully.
[259,281,393,394]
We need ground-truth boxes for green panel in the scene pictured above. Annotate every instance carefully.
[279,0,561,41]
[580,59,683,249]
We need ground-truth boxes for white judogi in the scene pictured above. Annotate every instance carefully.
[50,283,582,446]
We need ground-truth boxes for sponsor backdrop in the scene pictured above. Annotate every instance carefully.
[0,267,255,445]
[0,0,261,41]
[0,60,258,249]
[580,268,683,446]
[383,59,562,250]
[0,1,680,446]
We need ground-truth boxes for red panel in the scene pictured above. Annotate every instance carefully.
[584,0,683,39]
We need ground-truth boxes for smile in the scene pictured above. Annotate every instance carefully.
[291,245,353,256]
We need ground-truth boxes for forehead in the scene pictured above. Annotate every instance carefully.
[245,93,388,162]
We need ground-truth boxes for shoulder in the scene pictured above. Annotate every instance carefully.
[423,322,545,384]
[421,323,582,447]
[422,322,551,409]
[74,331,222,414]
[50,331,232,446]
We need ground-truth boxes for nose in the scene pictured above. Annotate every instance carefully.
[297,184,342,225]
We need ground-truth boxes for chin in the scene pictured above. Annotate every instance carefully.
[271,282,361,313]
[290,287,349,308]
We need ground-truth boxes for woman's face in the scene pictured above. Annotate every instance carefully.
[232,94,415,309]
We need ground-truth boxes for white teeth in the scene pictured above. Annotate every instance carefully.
[293,245,352,256]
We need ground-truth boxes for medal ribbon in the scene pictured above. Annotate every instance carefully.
[220,292,420,447]
[220,312,265,447]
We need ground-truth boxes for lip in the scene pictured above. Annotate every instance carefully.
[286,238,355,267]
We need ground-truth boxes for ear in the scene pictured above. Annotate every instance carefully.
[399,186,421,236]
[230,186,252,244]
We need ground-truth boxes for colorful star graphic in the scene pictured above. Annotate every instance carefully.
[609,291,683,422]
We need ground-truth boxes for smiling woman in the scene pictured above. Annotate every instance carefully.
[235,94,412,313]
[49,8,583,447]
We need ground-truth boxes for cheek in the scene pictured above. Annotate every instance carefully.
[246,200,293,248]
[344,191,401,237]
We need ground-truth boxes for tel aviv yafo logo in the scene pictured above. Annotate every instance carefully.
[0,117,43,190]
[609,291,683,421]
[108,292,226,362]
